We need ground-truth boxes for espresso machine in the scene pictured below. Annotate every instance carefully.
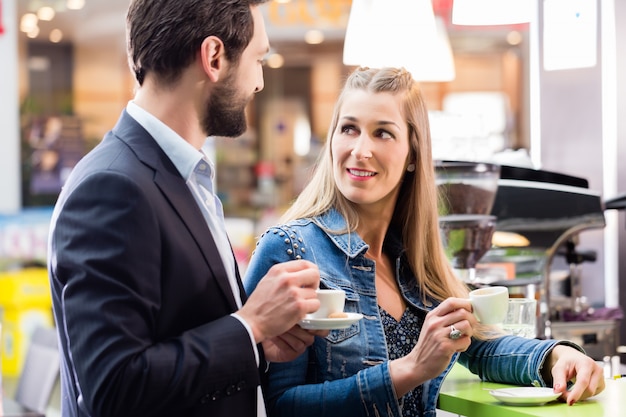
[486,165,617,359]
[436,161,500,285]
[437,161,617,359]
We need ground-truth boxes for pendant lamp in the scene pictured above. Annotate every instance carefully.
[452,0,532,26]
[343,0,456,82]
[342,0,374,67]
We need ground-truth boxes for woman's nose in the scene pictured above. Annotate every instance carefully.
[350,135,373,160]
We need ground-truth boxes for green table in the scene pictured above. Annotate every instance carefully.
[438,364,620,417]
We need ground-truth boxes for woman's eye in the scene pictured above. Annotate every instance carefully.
[376,129,393,140]
[340,125,357,135]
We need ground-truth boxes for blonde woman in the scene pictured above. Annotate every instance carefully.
[244,67,604,417]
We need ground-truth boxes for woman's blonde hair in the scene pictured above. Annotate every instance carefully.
[281,66,470,303]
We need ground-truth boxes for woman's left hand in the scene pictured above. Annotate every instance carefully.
[544,344,605,405]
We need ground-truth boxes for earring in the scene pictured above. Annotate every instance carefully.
[406,164,416,172]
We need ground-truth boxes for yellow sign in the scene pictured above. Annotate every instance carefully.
[268,0,351,27]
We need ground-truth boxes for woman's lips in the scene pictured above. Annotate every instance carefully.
[347,168,376,179]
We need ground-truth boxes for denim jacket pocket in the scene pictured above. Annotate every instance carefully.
[325,322,359,343]
[320,275,360,302]
[318,276,360,343]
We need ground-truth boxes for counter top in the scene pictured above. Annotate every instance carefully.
[438,363,620,417]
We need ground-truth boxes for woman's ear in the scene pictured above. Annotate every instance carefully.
[200,36,224,82]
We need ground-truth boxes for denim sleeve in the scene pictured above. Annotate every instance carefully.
[459,335,584,387]
[268,354,402,417]
[244,228,403,416]
[243,226,301,295]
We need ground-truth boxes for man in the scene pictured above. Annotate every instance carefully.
[48,1,322,416]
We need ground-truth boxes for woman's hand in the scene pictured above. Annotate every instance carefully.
[544,344,605,405]
[389,297,477,397]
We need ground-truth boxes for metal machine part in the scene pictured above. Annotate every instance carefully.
[488,165,606,339]
[557,239,597,314]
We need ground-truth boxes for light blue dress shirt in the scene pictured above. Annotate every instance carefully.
[126,101,266,416]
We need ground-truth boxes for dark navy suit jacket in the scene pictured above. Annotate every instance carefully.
[48,110,264,417]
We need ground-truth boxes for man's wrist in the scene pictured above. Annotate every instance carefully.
[231,313,261,366]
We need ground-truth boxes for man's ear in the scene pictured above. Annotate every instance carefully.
[200,36,224,82]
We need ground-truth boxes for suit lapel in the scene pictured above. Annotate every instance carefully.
[112,112,240,310]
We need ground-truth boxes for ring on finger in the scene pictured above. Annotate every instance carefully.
[449,324,462,340]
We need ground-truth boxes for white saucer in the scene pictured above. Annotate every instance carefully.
[489,387,560,406]
[298,312,363,330]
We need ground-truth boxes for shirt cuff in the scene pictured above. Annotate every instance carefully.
[231,313,259,366]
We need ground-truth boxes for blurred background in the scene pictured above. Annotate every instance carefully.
[0,2,625,411]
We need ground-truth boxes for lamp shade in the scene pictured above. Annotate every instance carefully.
[342,0,374,66]
[343,0,455,82]
[452,0,532,26]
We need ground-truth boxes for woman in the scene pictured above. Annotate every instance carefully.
[244,67,604,417]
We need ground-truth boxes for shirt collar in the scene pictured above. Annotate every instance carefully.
[126,100,211,180]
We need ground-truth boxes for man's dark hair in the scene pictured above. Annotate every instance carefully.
[127,0,268,86]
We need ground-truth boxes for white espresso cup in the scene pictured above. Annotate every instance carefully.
[469,286,509,325]
[309,289,346,319]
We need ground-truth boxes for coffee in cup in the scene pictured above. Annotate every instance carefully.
[469,286,509,325]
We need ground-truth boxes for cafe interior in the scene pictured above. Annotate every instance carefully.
[0,0,625,416]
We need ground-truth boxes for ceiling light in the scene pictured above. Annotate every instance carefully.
[66,0,86,10]
[20,13,39,33]
[452,0,532,26]
[49,28,64,43]
[506,30,523,45]
[342,0,373,67]
[37,6,56,21]
[343,0,455,82]
[426,17,456,82]
[304,29,324,45]
[27,26,41,39]
[266,53,285,68]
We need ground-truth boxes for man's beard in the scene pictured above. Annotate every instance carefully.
[202,71,250,138]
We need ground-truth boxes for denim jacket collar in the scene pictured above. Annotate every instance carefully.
[312,209,369,258]
[311,208,432,311]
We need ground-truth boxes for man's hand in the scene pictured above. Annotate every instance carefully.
[262,326,329,363]
[238,260,321,344]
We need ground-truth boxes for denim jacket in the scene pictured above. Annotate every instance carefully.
[244,209,575,417]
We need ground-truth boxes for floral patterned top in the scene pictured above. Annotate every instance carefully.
[379,305,426,417]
